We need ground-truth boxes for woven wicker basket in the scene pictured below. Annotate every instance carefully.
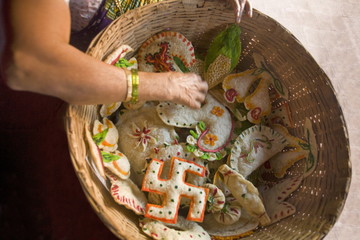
[65,0,351,239]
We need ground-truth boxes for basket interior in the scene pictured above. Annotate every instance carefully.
[66,0,351,239]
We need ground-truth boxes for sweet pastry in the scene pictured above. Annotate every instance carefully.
[204,24,242,88]
[156,94,232,159]
[259,175,303,223]
[137,31,196,73]
[93,117,119,152]
[107,170,147,215]
[217,164,270,226]
[139,216,211,240]
[141,157,209,224]
[228,125,287,178]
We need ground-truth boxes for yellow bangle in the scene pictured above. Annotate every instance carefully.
[122,68,132,102]
[131,69,139,104]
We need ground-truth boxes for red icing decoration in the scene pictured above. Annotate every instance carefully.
[145,42,175,72]
[250,107,262,120]
[224,88,238,103]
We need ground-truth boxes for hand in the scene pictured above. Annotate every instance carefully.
[166,72,208,109]
[227,0,253,23]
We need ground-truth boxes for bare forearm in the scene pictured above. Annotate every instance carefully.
[7,42,129,104]
[6,0,207,108]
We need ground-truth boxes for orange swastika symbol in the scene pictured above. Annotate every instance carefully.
[141,157,209,224]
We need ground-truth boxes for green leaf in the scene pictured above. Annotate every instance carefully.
[306,152,315,171]
[274,78,284,95]
[101,151,120,163]
[198,121,206,131]
[299,142,310,150]
[92,128,109,145]
[252,68,265,75]
[114,58,134,68]
[201,153,210,160]
[190,130,199,139]
[186,144,196,152]
[205,24,242,71]
[173,56,190,73]
[215,152,223,160]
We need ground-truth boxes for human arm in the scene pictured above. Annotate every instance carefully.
[5,0,207,108]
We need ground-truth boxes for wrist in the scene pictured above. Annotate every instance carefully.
[138,72,172,102]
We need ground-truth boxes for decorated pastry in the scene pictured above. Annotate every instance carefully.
[204,55,232,89]
[139,216,211,240]
[217,164,271,226]
[201,208,258,238]
[100,102,122,118]
[244,77,272,124]
[212,166,232,197]
[223,69,261,103]
[156,94,232,159]
[303,118,318,178]
[100,45,137,117]
[85,123,105,178]
[203,183,225,213]
[209,87,249,122]
[204,24,242,88]
[106,170,147,215]
[92,117,119,152]
[104,44,134,65]
[213,202,242,225]
[141,157,209,224]
[253,53,289,100]
[137,31,196,73]
[223,69,272,124]
[101,150,130,180]
[268,124,309,178]
[228,125,288,178]
[264,97,294,128]
[148,148,205,207]
[259,175,303,224]
[123,100,145,110]
[186,158,209,187]
[117,104,180,186]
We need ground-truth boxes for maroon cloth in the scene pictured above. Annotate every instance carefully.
[0,2,119,240]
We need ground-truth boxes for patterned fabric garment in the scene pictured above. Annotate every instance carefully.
[70,0,163,50]
[69,0,103,32]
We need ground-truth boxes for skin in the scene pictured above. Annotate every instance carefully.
[5,0,252,109]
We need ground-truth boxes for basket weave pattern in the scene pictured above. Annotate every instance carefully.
[66,0,351,239]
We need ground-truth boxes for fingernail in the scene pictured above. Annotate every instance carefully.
[237,16,241,23]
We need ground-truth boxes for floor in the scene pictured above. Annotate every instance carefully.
[251,0,360,239]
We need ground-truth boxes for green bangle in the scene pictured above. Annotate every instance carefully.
[131,69,139,103]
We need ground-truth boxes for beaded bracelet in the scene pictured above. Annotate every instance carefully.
[130,69,139,104]
[122,68,133,102]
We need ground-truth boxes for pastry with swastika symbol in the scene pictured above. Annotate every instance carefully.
[141,157,209,224]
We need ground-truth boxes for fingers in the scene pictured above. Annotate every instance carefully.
[188,75,208,109]
[231,0,253,24]
[245,0,253,18]
[237,0,246,24]
[165,72,208,109]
